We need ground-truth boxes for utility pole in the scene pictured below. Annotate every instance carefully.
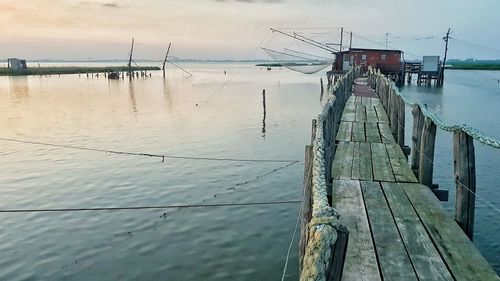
[385,33,389,50]
[162,42,172,78]
[349,32,353,50]
[438,28,451,86]
[340,27,344,52]
[127,38,134,79]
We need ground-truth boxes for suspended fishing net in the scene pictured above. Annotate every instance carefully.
[262,47,333,74]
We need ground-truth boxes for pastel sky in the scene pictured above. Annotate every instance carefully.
[0,0,498,60]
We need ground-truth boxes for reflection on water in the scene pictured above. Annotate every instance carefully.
[9,76,29,101]
[128,80,138,117]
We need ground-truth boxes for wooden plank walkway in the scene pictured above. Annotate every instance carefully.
[331,80,500,281]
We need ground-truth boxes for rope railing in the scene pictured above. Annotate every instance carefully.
[367,67,500,149]
[300,66,359,281]
[367,66,497,239]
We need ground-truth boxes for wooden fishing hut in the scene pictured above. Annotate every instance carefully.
[331,48,405,84]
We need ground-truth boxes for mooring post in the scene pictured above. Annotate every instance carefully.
[411,105,425,176]
[299,145,314,271]
[418,117,437,188]
[453,131,476,240]
[262,89,266,118]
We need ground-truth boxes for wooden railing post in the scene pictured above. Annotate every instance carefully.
[299,145,314,270]
[411,105,424,176]
[397,95,405,148]
[453,131,476,240]
[311,119,317,144]
[389,87,398,139]
[418,117,436,187]
[326,225,349,281]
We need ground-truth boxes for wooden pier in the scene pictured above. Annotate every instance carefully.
[299,68,499,281]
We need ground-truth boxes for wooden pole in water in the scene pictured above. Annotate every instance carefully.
[162,42,172,78]
[411,105,424,176]
[418,117,436,188]
[320,78,324,93]
[262,89,266,118]
[453,131,476,240]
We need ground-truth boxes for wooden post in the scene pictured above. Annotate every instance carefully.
[453,131,476,240]
[262,89,266,118]
[320,78,324,93]
[389,88,398,138]
[418,117,436,188]
[411,105,425,176]
[311,119,317,144]
[397,95,405,148]
[299,145,314,271]
[326,225,349,281]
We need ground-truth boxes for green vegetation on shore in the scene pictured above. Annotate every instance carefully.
[447,63,500,71]
[255,63,283,67]
[0,66,161,76]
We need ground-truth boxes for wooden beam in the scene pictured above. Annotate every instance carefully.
[453,131,476,240]
[418,117,436,188]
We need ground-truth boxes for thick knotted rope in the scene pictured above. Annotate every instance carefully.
[300,67,357,281]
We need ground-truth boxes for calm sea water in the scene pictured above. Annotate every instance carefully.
[0,63,325,280]
[0,65,498,280]
[401,69,500,273]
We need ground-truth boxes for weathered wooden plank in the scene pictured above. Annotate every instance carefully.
[351,142,373,181]
[401,183,500,281]
[382,182,454,281]
[378,122,395,143]
[373,104,389,123]
[453,131,476,240]
[331,180,381,281]
[332,142,354,179]
[386,143,418,183]
[360,181,418,281]
[418,117,436,187]
[355,105,367,122]
[371,143,395,182]
[299,145,313,270]
[336,122,352,142]
[355,96,362,105]
[361,96,371,105]
[365,106,378,123]
[370,97,381,105]
[365,122,381,143]
[342,102,356,122]
[352,122,366,142]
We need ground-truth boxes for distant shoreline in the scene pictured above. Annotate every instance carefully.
[446,63,500,71]
[0,66,160,76]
